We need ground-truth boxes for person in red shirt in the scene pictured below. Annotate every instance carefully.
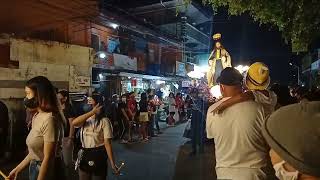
[127,92,137,142]
[175,93,184,122]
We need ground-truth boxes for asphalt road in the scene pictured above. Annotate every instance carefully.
[0,122,216,180]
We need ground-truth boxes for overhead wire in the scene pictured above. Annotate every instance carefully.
[11,0,207,51]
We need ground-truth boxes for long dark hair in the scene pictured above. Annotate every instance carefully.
[58,90,71,105]
[91,93,106,123]
[26,76,66,125]
[140,92,147,102]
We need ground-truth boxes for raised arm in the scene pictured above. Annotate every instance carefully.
[212,91,254,114]
[68,117,75,138]
[72,104,102,127]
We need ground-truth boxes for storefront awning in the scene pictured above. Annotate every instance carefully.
[119,72,177,81]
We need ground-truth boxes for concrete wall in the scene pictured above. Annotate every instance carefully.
[0,37,93,98]
[0,37,94,154]
[0,99,27,154]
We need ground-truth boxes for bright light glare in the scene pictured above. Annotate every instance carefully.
[99,74,103,80]
[235,65,249,74]
[187,65,209,79]
[110,23,119,29]
[156,80,165,85]
[187,71,205,79]
[198,65,209,73]
[99,53,106,59]
[173,83,179,89]
[161,87,170,99]
[210,85,222,98]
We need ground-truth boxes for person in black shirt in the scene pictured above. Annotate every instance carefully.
[0,100,9,159]
[118,94,130,143]
[148,95,157,137]
[139,93,149,141]
[185,95,193,120]
[57,90,76,177]
[109,94,119,139]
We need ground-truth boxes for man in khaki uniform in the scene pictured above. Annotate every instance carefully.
[207,33,232,88]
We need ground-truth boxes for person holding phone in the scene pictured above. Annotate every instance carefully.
[73,93,119,180]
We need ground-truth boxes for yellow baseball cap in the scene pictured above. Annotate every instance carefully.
[245,62,270,90]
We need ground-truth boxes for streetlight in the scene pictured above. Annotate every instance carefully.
[99,52,106,59]
[289,63,300,85]
[110,23,119,29]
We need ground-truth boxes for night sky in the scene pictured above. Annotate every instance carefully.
[211,9,293,85]
[110,1,294,85]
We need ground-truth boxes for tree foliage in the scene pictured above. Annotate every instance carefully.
[186,0,320,52]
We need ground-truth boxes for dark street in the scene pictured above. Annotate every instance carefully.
[0,1,319,180]
[1,123,216,180]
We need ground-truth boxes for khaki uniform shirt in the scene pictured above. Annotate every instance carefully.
[26,112,63,161]
[80,117,113,148]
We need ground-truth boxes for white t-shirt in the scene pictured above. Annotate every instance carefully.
[206,99,271,179]
[252,90,277,118]
[80,117,113,148]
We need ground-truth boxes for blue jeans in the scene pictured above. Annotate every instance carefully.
[29,160,41,180]
[29,158,66,180]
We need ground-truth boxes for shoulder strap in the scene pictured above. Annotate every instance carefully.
[81,124,84,148]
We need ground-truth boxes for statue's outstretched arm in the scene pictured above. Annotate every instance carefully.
[225,50,232,67]
[208,50,214,61]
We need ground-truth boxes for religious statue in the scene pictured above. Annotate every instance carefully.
[207,33,232,88]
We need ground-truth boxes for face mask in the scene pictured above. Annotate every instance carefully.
[24,97,38,109]
[274,161,298,180]
[83,104,93,113]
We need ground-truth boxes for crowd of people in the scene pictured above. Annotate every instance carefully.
[2,74,198,180]
[206,62,320,180]
[5,76,119,180]
[107,89,193,143]
[1,61,319,180]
